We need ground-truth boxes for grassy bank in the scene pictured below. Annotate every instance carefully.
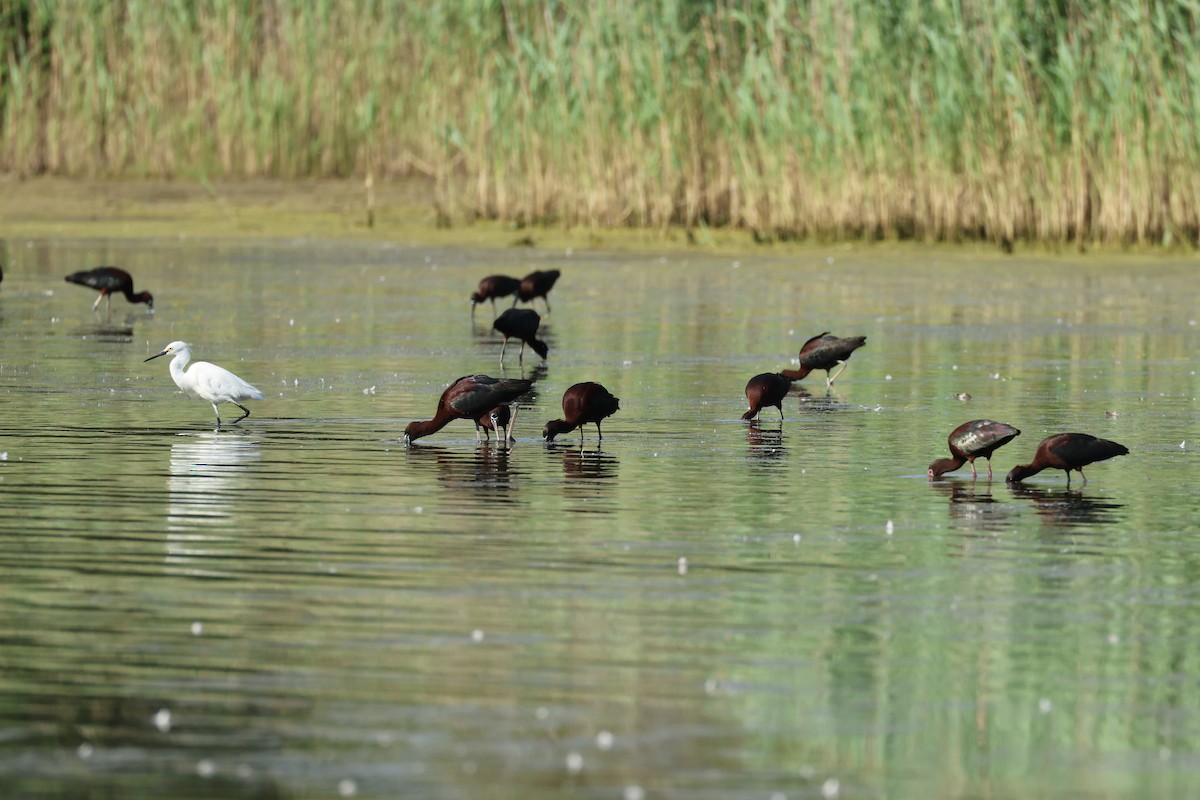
[2,1,1198,248]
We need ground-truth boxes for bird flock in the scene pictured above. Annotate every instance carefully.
[47,262,1128,485]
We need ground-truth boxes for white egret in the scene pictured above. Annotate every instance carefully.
[145,341,264,426]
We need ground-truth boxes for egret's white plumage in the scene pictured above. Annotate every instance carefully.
[144,341,264,425]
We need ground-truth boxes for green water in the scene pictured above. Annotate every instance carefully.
[0,238,1198,799]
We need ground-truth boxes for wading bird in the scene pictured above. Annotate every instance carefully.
[478,404,518,444]
[781,332,867,387]
[742,373,793,421]
[65,266,154,316]
[493,308,549,366]
[144,341,263,426]
[1006,433,1129,487]
[928,419,1021,479]
[543,382,620,444]
[516,269,561,312]
[404,375,533,444]
[470,275,521,318]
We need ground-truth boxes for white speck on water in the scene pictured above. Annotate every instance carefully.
[190,621,204,636]
[414,506,423,514]
[1190,319,1197,326]
[535,706,550,720]
[1108,633,1120,645]
[793,534,801,544]
[153,709,171,732]
[652,452,659,457]
[788,328,795,336]
[704,678,718,694]
[0,452,7,461]
[363,386,376,395]
[335,317,341,324]
[1038,698,1052,714]
[732,260,741,269]
[1181,441,1186,449]
[289,319,295,326]
[566,751,583,774]
[993,372,1001,379]
[821,778,840,798]
[677,556,688,575]
[471,629,484,642]
[826,256,835,265]
[338,778,358,797]
[951,364,958,370]
[196,759,215,778]
[885,374,893,380]
[51,316,60,323]
[624,785,645,800]
[885,520,894,535]
[77,743,94,759]
[623,360,633,366]
[596,730,614,750]
[294,379,299,387]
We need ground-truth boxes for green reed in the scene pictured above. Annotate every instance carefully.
[1,0,1198,246]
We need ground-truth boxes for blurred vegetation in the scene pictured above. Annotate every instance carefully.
[2,0,1199,247]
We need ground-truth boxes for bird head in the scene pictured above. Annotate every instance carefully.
[144,341,189,362]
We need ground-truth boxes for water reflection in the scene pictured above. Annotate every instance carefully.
[1008,484,1125,528]
[929,478,1014,534]
[745,420,785,461]
[167,432,262,568]
[69,323,135,342]
[404,442,518,503]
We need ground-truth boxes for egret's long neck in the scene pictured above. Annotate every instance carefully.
[168,351,192,388]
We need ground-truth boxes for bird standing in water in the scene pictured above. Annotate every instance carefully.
[470,275,521,318]
[928,419,1021,479]
[144,341,263,426]
[477,404,518,444]
[742,373,793,421]
[1006,433,1129,487]
[404,375,534,444]
[781,332,866,387]
[543,382,620,444]
[516,269,561,312]
[65,266,154,317]
[493,308,549,366]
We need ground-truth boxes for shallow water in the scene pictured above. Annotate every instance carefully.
[1,238,1198,799]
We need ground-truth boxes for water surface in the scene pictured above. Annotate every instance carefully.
[0,238,1198,799]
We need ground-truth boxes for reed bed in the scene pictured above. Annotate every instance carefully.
[2,0,1198,246]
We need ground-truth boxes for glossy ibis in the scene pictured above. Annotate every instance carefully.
[493,308,549,365]
[781,332,866,387]
[478,404,518,443]
[928,419,1021,479]
[1006,433,1129,487]
[542,382,619,444]
[144,341,263,426]
[65,266,154,316]
[404,375,533,444]
[742,373,793,421]
[517,269,560,312]
[470,275,521,318]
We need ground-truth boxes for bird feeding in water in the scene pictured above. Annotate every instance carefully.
[781,332,867,387]
[144,341,264,426]
[477,404,519,444]
[403,375,534,444]
[542,382,620,445]
[516,269,561,313]
[470,274,521,318]
[927,419,1021,479]
[493,307,549,366]
[742,373,793,421]
[1006,433,1129,487]
[65,266,154,317]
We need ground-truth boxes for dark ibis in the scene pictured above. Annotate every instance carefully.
[1006,433,1129,487]
[404,375,533,444]
[928,419,1021,479]
[470,274,521,317]
[65,266,154,316]
[144,341,263,426]
[542,382,619,444]
[781,332,866,387]
[493,307,549,365]
[742,373,793,421]
[517,269,560,312]
[477,404,517,443]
